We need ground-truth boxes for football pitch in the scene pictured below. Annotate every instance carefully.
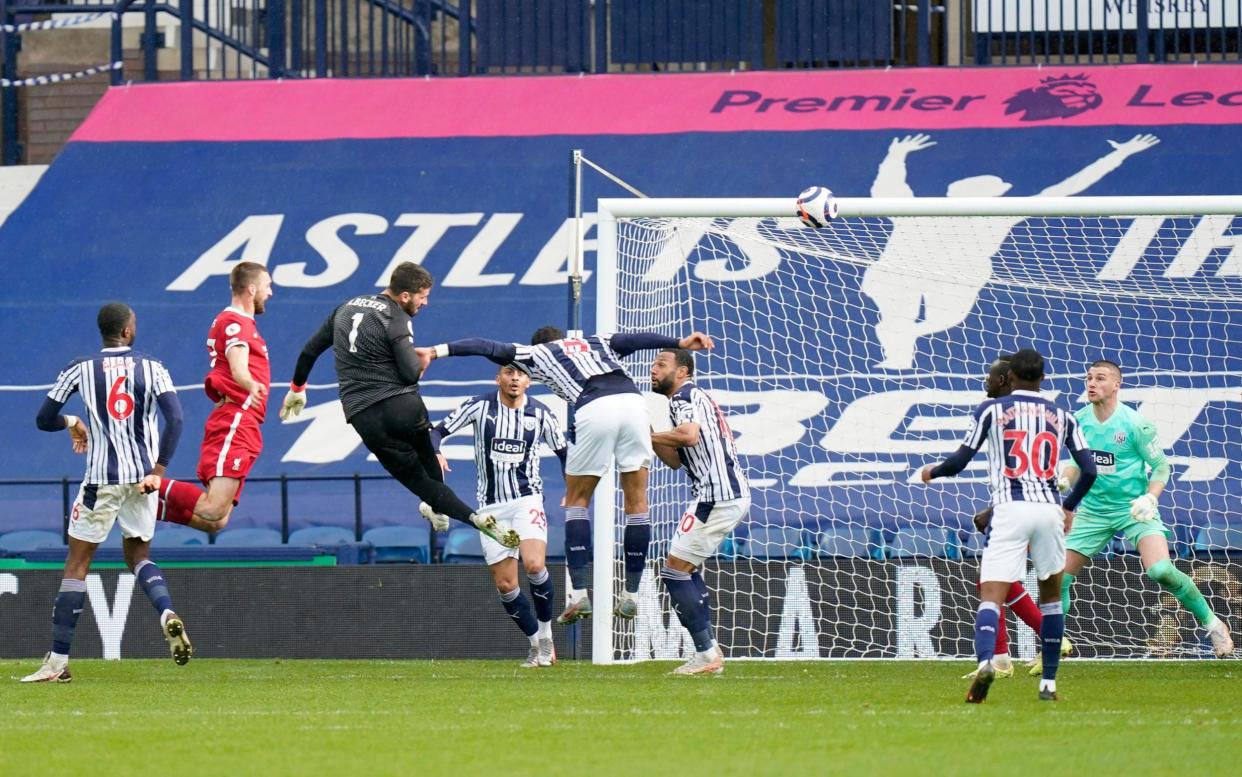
[2,660,1237,776]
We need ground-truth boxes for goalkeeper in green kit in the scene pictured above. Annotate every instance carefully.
[1056,360,1234,660]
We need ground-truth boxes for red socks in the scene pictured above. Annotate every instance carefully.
[157,479,203,526]
[979,580,1045,654]
[1005,581,1044,633]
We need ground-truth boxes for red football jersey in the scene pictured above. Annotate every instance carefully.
[204,306,271,420]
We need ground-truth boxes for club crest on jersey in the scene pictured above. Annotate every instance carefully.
[490,438,527,465]
[232,457,242,471]
[1114,431,1128,444]
[225,323,242,336]
[523,417,537,431]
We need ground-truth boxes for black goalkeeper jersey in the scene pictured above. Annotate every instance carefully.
[294,293,424,421]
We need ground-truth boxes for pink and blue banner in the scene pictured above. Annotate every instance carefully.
[2,64,1240,536]
[74,64,1242,141]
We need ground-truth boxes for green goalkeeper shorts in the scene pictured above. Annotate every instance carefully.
[1065,510,1172,559]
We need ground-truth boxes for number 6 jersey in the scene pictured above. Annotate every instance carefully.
[47,346,177,484]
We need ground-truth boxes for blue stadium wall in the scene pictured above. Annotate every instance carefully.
[0,66,1240,538]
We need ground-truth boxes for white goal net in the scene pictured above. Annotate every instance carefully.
[591,196,1242,663]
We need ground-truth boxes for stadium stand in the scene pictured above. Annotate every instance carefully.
[816,526,884,560]
[150,526,208,548]
[888,526,961,560]
[442,528,486,564]
[740,526,811,561]
[363,525,432,564]
[214,528,284,547]
[1194,524,1242,556]
[0,529,62,554]
[288,526,356,547]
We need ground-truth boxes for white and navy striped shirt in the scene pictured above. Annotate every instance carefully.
[47,347,176,485]
[512,335,634,406]
[940,389,1090,508]
[669,382,749,503]
[446,332,681,410]
[433,393,568,507]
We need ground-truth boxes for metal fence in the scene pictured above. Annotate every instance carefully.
[3,1,1237,86]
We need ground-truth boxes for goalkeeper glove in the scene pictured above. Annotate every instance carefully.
[1130,493,1158,522]
[279,384,307,420]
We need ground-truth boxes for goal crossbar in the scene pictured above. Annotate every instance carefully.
[599,195,1242,220]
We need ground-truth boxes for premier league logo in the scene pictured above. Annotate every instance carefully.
[1004,74,1102,122]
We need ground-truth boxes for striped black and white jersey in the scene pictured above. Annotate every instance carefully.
[951,389,1089,507]
[47,347,176,485]
[433,393,568,507]
[512,335,636,407]
[668,382,749,503]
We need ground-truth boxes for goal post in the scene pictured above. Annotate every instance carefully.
[592,195,1242,665]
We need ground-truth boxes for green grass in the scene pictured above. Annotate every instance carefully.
[2,660,1237,776]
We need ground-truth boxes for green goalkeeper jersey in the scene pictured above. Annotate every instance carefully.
[1073,402,1167,519]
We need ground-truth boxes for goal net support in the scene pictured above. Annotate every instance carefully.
[591,195,1242,664]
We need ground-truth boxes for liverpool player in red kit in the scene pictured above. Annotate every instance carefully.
[157,262,273,531]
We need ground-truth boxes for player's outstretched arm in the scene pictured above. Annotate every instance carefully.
[920,443,979,483]
[678,332,714,351]
[426,338,520,366]
[922,402,991,483]
[283,311,336,419]
[609,331,714,358]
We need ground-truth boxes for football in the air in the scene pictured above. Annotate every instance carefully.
[796,186,839,228]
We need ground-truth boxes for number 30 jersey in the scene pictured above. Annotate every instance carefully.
[47,346,177,485]
[959,389,1089,508]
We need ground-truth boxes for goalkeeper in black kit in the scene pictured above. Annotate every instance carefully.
[278,261,518,548]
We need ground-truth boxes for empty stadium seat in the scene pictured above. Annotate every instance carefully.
[544,524,566,563]
[817,527,883,560]
[0,529,62,553]
[740,526,810,560]
[1193,524,1242,555]
[363,525,431,564]
[288,526,356,546]
[150,526,207,548]
[443,528,486,564]
[889,526,960,560]
[214,528,283,547]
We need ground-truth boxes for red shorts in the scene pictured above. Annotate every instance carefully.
[196,404,264,501]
